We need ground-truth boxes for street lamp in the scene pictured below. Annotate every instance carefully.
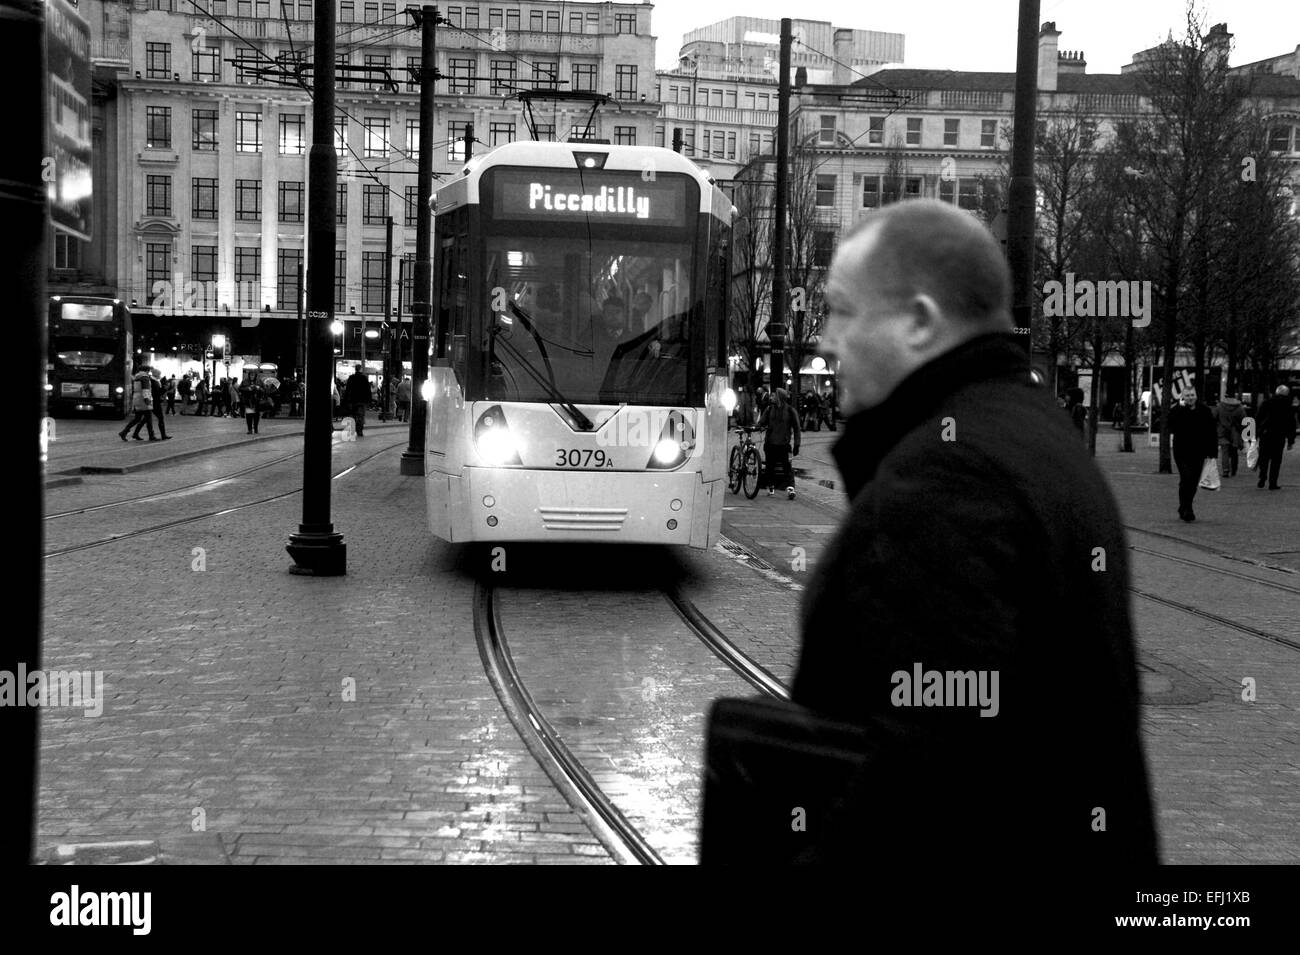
[211,333,226,387]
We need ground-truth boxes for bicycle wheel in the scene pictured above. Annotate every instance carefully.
[742,446,762,499]
[727,444,744,494]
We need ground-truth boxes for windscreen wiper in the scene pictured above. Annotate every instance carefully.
[490,302,594,431]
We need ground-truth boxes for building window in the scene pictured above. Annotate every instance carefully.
[146,42,171,79]
[726,131,736,159]
[528,10,541,31]
[725,89,737,109]
[235,179,262,220]
[490,59,516,94]
[683,129,696,155]
[234,49,261,85]
[1267,125,1293,152]
[405,119,420,161]
[334,117,348,154]
[711,89,723,108]
[236,111,262,152]
[234,247,260,288]
[944,118,959,147]
[279,113,306,155]
[813,231,835,268]
[149,0,175,10]
[532,60,558,84]
[545,10,558,32]
[616,12,636,34]
[815,175,835,207]
[278,248,302,310]
[867,117,885,145]
[364,53,391,90]
[337,183,347,224]
[445,6,461,27]
[145,243,171,290]
[298,0,311,19]
[506,8,518,30]
[862,176,880,208]
[192,108,218,151]
[571,63,596,93]
[53,233,79,271]
[192,177,218,219]
[405,185,419,227]
[905,176,922,198]
[489,121,514,146]
[958,178,980,210]
[906,117,921,146]
[614,126,635,146]
[145,175,172,218]
[711,130,725,158]
[531,123,554,141]
[447,120,468,161]
[749,132,760,156]
[362,184,388,224]
[570,122,598,142]
[278,181,304,222]
[340,0,354,21]
[192,45,220,82]
[615,65,637,100]
[363,116,390,158]
[334,249,348,311]
[146,106,171,149]
[585,12,598,33]
[363,1,378,23]
[406,55,421,92]
[192,245,217,284]
[744,90,755,110]
[448,57,475,94]
[488,7,502,29]
[569,11,582,33]
[464,7,479,29]
[820,115,836,144]
[654,126,664,148]
[362,251,386,309]
[981,119,997,148]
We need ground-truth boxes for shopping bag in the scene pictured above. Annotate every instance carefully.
[1246,438,1259,471]
[1199,458,1221,490]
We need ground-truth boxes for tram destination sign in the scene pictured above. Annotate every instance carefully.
[488,169,690,226]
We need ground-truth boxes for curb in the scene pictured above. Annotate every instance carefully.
[44,475,84,490]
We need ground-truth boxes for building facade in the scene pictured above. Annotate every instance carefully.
[60,0,657,379]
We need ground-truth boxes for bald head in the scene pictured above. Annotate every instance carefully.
[821,201,1014,415]
[838,201,1012,330]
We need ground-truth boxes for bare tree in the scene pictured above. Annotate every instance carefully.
[728,156,772,395]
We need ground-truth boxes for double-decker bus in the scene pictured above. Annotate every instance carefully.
[424,141,736,548]
[46,295,133,418]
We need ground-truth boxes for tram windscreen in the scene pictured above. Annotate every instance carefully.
[481,237,699,406]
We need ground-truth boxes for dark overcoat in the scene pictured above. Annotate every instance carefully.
[793,333,1158,864]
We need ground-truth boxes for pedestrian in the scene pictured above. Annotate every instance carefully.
[1256,384,1296,490]
[194,378,208,416]
[227,377,240,417]
[165,376,177,415]
[1166,388,1217,521]
[178,374,192,412]
[149,369,171,440]
[1064,387,1087,439]
[343,364,371,436]
[239,374,265,435]
[396,374,412,423]
[790,200,1156,864]
[1213,390,1245,477]
[118,370,157,441]
[757,387,800,499]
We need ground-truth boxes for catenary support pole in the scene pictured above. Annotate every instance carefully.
[769,18,792,392]
[286,0,346,574]
[1007,0,1040,350]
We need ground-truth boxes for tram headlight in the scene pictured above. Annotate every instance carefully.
[474,405,523,466]
[646,410,695,470]
[721,387,737,414]
[115,386,124,395]
[652,438,682,465]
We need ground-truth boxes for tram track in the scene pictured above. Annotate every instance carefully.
[43,441,404,559]
[474,578,789,865]
[45,448,306,520]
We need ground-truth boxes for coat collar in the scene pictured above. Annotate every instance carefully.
[832,332,1030,498]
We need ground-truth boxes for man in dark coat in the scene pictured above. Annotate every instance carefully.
[793,200,1158,865]
[1166,388,1217,520]
[1255,385,1296,490]
[342,364,371,436]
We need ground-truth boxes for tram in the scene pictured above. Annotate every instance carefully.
[424,141,736,548]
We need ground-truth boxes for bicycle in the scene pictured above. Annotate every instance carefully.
[728,426,764,499]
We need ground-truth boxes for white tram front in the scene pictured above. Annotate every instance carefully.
[424,141,735,548]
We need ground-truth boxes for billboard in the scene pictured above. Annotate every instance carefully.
[46,0,93,241]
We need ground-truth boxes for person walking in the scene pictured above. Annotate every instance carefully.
[194,378,208,416]
[178,374,192,412]
[1213,391,1245,478]
[1064,387,1087,440]
[1166,388,1217,521]
[239,375,265,435]
[790,200,1157,864]
[227,377,241,418]
[1256,384,1296,490]
[119,370,158,441]
[165,376,177,415]
[396,375,412,423]
[343,364,371,436]
[757,387,800,499]
[148,369,171,440]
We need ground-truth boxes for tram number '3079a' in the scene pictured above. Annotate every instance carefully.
[555,448,615,468]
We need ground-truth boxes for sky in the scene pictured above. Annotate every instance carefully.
[646,0,1299,75]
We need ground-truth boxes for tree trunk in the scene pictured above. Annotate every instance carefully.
[1121,320,1134,452]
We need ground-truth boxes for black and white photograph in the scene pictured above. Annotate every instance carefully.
[6,0,1299,929]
